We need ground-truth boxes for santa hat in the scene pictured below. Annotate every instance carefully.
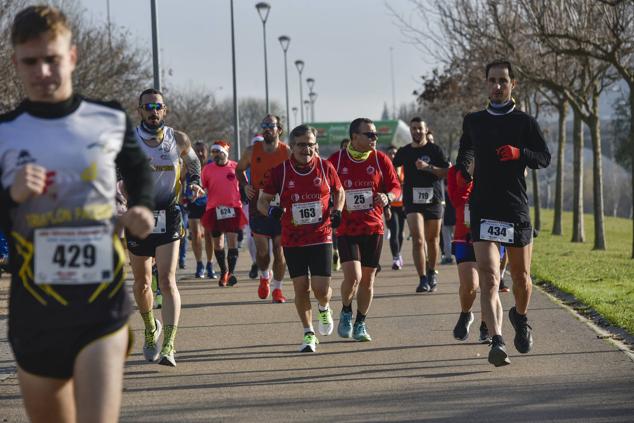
[211,140,230,156]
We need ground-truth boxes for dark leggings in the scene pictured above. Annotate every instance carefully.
[387,206,405,258]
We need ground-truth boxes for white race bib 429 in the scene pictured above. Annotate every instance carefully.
[479,219,514,243]
[34,226,113,285]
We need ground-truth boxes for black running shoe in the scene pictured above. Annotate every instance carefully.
[416,276,430,292]
[453,311,474,341]
[479,321,492,344]
[227,274,238,286]
[488,335,511,367]
[248,263,258,279]
[509,306,533,353]
[427,269,438,292]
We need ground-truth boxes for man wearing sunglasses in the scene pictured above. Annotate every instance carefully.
[328,118,401,342]
[393,117,449,293]
[127,88,204,367]
[236,114,290,303]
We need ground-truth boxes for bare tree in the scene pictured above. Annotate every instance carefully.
[519,0,634,254]
[0,0,151,113]
[165,87,230,144]
[0,0,28,111]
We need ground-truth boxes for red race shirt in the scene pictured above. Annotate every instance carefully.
[446,166,474,241]
[263,157,342,247]
[328,149,401,236]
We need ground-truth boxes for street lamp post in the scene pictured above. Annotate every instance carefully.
[303,100,310,123]
[294,60,305,123]
[255,2,271,113]
[278,35,291,137]
[150,0,161,90]
[231,0,241,160]
[309,91,318,123]
[306,78,315,122]
[292,107,298,128]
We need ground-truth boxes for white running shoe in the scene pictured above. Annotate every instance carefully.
[159,347,176,367]
[317,307,334,336]
[143,319,162,362]
[300,332,319,352]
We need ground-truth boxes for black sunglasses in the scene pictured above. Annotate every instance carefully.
[359,132,378,140]
[141,102,165,111]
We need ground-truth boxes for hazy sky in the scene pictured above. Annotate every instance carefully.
[78,0,436,123]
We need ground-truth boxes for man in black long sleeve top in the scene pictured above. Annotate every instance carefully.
[0,5,154,421]
[456,60,550,367]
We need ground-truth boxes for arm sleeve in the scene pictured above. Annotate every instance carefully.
[455,114,475,177]
[0,185,16,231]
[183,147,201,186]
[522,117,551,169]
[115,113,154,210]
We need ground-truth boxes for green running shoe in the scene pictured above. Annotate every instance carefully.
[300,332,319,352]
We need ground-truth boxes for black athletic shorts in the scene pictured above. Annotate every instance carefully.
[188,202,206,219]
[9,318,131,379]
[337,234,383,268]
[283,243,333,279]
[470,215,533,248]
[250,212,282,238]
[126,204,183,257]
[404,202,444,220]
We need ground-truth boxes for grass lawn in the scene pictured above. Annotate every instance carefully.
[531,208,634,335]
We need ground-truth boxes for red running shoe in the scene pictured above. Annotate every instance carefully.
[271,288,286,303]
[219,273,228,287]
[258,277,270,299]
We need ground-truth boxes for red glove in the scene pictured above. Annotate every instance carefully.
[496,145,521,162]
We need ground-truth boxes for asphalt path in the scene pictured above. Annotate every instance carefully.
[1,238,633,422]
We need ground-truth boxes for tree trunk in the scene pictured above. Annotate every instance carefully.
[589,90,606,250]
[630,83,634,258]
[532,169,541,232]
[552,98,568,236]
[571,109,585,243]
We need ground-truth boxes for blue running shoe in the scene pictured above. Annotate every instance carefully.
[353,321,372,342]
[337,310,353,338]
[195,261,204,279]
[206,262,217,279]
